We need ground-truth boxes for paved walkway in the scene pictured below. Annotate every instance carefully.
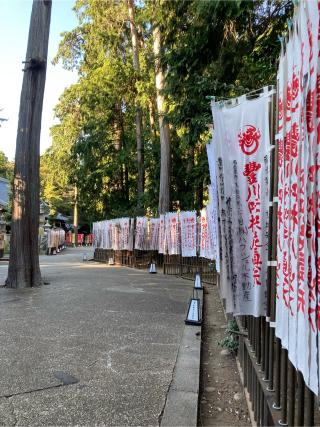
[0,248,193,426]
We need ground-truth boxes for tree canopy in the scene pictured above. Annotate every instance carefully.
[40,0,292,222]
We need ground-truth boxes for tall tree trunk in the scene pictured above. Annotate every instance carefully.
[73,185,78,247]
[113,102,122,152]
[153,25,171,215]
[113,103,127,194]
[120,117,129,204]
[128,0,144,213]
[6,0,51,288]
[149,98,157,143]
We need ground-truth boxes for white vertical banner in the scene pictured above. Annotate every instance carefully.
[107,220,113,250]
[158,214,166,254]
[112,220,120,250]
[180,211,197,257]
[144,219,151,251]
[304,0,319,395]
[206,140,217,187]
[134,217,147,250]
[119,218,131,250]
[105,220,112,249]
[207,135,221,272]
[92,222,97,248]
[128,218,134,251]
[211,90,271,317]
[295,0,310,390]
[200,208,213,259]
[275,0,320,396]
[316,1,320,397]
[149,218,160,251]
[207,184,220,272]
[165,212,180,255]
[93,222,100,248]
[275,43,287,350]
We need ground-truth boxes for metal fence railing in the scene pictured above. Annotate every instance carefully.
[93,249,215,284]
[235,310,320,426]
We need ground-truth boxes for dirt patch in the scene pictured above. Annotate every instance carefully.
[198,283,251,426]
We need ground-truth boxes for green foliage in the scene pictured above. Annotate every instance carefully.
[160,0,291,209]
[218,319,240,355]
[0,151,13,181]
[40,0,292,221]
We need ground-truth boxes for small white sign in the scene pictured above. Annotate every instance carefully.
[185,298,201,325]
[149,263,157,274]
[194,273,202,289]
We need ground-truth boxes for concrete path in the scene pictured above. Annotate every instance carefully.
[0,248,196,426]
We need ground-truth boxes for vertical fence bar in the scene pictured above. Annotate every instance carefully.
[305,387,315,427]
[261,317,266,372]
[248,316,252,344]
[259,387,263,427]
[263,322,270,381]
[279,348,288,426]
[244,343,248,388]
[247,344,251,395]
[253,374,256,418]
[266,91,277,324]
[269,85,278,315]
[273,337,281,410]
[287,360,296,426]
[256,317,261,365]
[267,327,275,391]
[296,371,304,425]
[252,317,256,354]
[256,380,260,423]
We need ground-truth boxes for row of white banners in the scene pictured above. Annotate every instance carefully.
[207,0,320,396]
[92,208,219,264]
[275,0,320,396]
[47,229,65,249]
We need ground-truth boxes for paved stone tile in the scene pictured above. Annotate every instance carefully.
[0,248,193,426]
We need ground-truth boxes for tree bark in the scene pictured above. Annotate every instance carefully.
[73,185,78,247]
[6,0,52,288]
[128,0,144,213]
[149,98,158,143]
[153,25,171,215]
[113,102,122,152]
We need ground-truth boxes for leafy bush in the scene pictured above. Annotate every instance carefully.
[218,319,239,354]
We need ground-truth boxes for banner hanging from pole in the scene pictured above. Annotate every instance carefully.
[180,211,197,257]
[211,89,272,317]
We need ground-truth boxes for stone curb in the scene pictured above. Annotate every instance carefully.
[160,290,202,427]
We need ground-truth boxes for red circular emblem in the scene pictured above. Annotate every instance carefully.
[238,125,261,156]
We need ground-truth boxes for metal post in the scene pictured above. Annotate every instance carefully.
[248,315,252,344]
[244,343,248,388]
[256,317,261,364]
[267,327,275,391]
[296,371,304,426]
[253,373,256,416]
[256,380,260,423]
[247,344,251,395]
[263,322,270,381]
[260,388,265,427]
[270,91,278,324]
[261,317,266,372]
[273,337,281,410]
[305,386,315,427]
[279,348,288,426]
[287,360,296,426]
[252,316,256,354]
[266,92,277,322]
